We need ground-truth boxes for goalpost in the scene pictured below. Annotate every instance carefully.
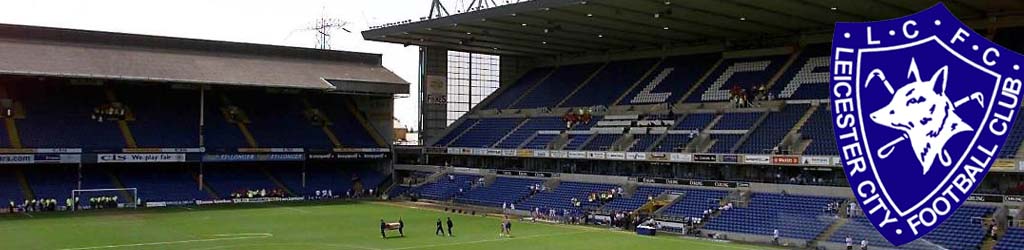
[70,188,138,211]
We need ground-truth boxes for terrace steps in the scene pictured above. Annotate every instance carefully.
[105,88,137,148]
[764,48,803,90]
[342,97,387,147]
[5,118,21,148]
[441,120,480,147]
[688,114,723,152]
[491,118,531,148]
[507,67,558,109]
[729,112,770,153]
[816,217,849,243]
[302,98,343,148]
[107,171,135,202]
[193,172,219,200]
[15,169,33,200]
[262,168,296,197]
[781,104,820,153]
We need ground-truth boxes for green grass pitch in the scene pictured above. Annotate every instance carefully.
[0,201,776,250]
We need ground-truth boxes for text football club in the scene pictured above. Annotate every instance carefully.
[830,4,1024,246]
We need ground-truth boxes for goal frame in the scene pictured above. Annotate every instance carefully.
[70,188,138,211]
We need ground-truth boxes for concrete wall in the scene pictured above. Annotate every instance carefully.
[420,46,448,144]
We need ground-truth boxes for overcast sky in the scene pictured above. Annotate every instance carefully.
[0,0,426,129]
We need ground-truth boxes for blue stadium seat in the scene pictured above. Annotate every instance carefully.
[118,167,209,202]
[581,134,621,151]
[448,118,523,148]
[434,119,478,147]
[627,134,661,152]
[512,64,601,109]
[485,68,554,110]
[712,112,763,130]
[772,44,831,100]
[117,86,200,148]
[737,104,809,154]
[703,193,843,240]
[560,59,657,107]
[996,227,1024,250]
[619,53,720,105]
[13,83,124,149]
[685,55,789,103]
[495,117,564,149]
[660,188,730,219]
[516,181,617,212]
[409,174,479,200]
[707,134,743,153]
[456,177,544,207]
[801,107,837,155]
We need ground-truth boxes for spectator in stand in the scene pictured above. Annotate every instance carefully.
[845,235,853,250]
[860,239,868,250]
[772,229,780,245]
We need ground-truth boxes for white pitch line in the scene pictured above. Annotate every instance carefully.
[387,231,593,250]
[280,206,312,214]
[55,233,273,250]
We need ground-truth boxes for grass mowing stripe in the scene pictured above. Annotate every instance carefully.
[55,233,273,250]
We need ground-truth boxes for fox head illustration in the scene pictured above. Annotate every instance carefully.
[869,59,972,174]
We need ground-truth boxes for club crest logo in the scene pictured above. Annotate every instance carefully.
[831,4,1024,246]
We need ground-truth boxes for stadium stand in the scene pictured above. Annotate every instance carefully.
[227,91,333,149]
[13,83,125,149]
[659,188,730,219]
[117,167,209,202]
[800,107,838,155]
[516,181,617,212]
[706,134,743,153]
[686,55,789,103]
[456,177,544,207]
[434,118,477,147]
[921,205,995,250]
[562,134,593,150]
[560,59,657,107]
[116,85,200,148]
[828,217,936,250]
[495,117,564,149]
[314,96,381,148]
[23,167,77,201]
[484,68,553,110]
[627,134,661,152]
[1001,112,1024,158]
[581,134,621,151]
[831,205,995,250]
[996,227,1024,250]
[448,118,523,148]
[703,193,843,240]
[203,166,281,198]
[737,104,809,154]
[772,44,831,100]
[409,174,479,200]
[712,113,763,130]
[523,133,559,149]
[511,64,601,109]
[618,54,720,105]
[600,186,673,212]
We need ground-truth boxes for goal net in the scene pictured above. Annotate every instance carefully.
[71,188,138,211]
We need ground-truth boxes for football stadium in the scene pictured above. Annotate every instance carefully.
[4,0,1024,250]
